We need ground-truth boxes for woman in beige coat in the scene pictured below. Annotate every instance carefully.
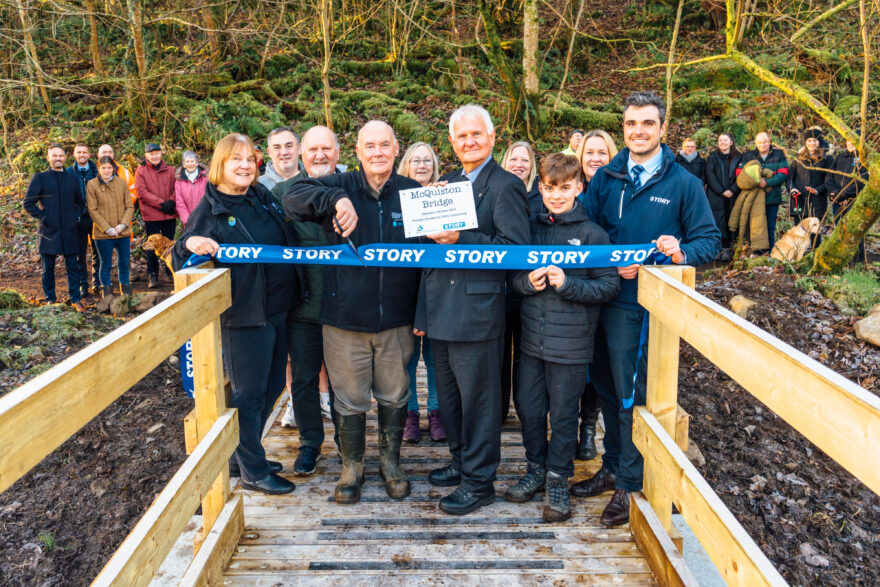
[87,156,134,296]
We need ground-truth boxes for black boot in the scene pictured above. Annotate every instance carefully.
[102,285,114,298]
[121,283,133,295]
[148,272,159,289]
[377,405,411,499]
[575,407,600,461]
[335,413,366,504]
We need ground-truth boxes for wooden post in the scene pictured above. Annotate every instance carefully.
[174,268,234,553]
[641,266,694,531]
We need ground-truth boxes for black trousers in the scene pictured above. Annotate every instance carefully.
[517,353,586,478]
[707,193,733,247]
[433,337,503,492]
[144,219,176,275]
[580,379,599,419]
[287,319,328,448]
[76,217,100,289]
[222,311,289,482]
[501,307,521,423]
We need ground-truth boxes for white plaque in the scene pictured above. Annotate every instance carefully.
[399,182,479,238]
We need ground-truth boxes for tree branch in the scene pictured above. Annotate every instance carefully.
[790,0,859,43]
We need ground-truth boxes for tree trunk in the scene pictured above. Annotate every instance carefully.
[664,0,685,139]
[126,0,147,79]
[84,0,105,75]
[202,1,221,69]
[16,0,51,112]
[554,0,587,111]
[812,161,880,272]
[320,0,334,131]
[522,0,539,97]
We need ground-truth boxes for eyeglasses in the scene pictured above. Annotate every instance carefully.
[412,158,433,166]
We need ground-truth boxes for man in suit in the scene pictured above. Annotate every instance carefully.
[415,104,530,515]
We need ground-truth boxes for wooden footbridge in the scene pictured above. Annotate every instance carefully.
[1,264,878,586]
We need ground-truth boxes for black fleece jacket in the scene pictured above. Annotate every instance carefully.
[512,200,620,365]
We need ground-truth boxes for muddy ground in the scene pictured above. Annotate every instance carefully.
[1,262,879,585]
[685,266,880,586]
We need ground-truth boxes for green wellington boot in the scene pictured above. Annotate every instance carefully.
[377,404,411,499]
[334,413,366,504]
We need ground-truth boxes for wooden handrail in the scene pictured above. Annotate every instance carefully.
[634,407,786,586]
[638,266,880,495]
[0,269,231,493]
[91,409,239,587]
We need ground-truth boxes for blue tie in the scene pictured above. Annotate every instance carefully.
[631,164,645,190]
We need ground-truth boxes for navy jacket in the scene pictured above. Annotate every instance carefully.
[66,161,98,217]
[512,201,619,364]
[284,168,422,333]
[415,158,531,342]
[23,169,83,255]
[171,182,303,329]
[583,144,721,309]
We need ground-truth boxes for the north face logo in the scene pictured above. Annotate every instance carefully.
[568,238,581,246]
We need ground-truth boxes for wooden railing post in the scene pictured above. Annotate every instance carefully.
[175,268,235,553]
[642,265,695,532]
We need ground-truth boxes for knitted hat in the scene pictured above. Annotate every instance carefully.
[802,128,823,140]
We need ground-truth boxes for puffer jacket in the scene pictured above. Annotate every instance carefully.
[135,161,176,221]
[512,200,620,364]
[174,166,208,224]
[788,152,832,219]
[730,160,770,250]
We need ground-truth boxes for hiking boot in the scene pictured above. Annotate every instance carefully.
[102,285,114,298]
[570,464,616,498]
[121,283,133,295]
[293,445,321,476]
[148,272,159,289]
[378,404,411,499]
[543,472,571,523]
[334,413,366,504]
[575,408,599,461]
[428,410,447,442]
[281,395,296,428]
[600,489,631,527]
[71,301,85,312]
[403,410,420,443]
[504,461,546,503]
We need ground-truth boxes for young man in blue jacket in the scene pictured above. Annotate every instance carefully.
[573,91,720,526]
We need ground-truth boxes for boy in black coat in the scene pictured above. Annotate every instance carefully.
[506,154,620,522]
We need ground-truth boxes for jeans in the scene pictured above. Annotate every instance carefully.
[95,237,131,287]
[40,253,80,303]
[766,204,780,250]
[144,219,177,275]
[592,304,648,492]
[406,335,439,412]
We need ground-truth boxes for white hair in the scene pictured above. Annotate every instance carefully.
[448,104,494,136]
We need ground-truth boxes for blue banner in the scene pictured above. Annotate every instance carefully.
[186,242,664,269]
[179,339,194,398]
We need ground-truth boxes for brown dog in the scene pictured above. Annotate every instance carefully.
[143,233,176,274]
[771,217,821,262]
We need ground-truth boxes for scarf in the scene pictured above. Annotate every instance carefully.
[679,151,699,163]
[184,168,199,183]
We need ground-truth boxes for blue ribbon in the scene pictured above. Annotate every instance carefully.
[185,243,664,269]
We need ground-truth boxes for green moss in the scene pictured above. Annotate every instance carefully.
[820,271,880,315]
[0,289,27,310]
[833,95,861,119]
[553,107,622,133]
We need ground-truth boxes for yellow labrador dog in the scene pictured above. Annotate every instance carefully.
[771,217,821,262]
[143,233,176,274]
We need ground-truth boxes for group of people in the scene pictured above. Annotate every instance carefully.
[160,90,719,528]
[23,142,212,308]
[29,89,867,527]
[672,128,869,261]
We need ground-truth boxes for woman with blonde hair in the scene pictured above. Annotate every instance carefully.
[502,141,540,218]
[570,129,618,463]
[172,133,304,494]
[574,130,618,187]
[398,142,440,186]
[397,142,445,443]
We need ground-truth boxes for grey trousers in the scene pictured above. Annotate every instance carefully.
[322,324,413,416]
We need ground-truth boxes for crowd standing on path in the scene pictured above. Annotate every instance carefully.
[22,89,870,527]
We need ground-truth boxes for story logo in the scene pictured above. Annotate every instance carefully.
[650,196,671,205]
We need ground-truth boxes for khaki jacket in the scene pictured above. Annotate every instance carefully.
[87,175,134,239]
[730,160,770,250]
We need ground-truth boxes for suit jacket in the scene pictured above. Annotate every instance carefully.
[415,157,530,342]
